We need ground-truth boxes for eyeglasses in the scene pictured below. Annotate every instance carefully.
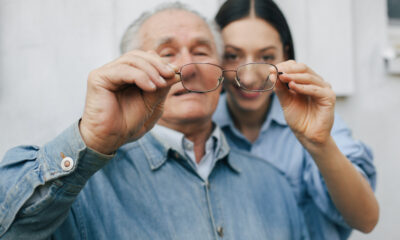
[175,62,283,93]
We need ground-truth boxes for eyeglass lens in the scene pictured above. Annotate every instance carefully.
[180,63,222,92]
[180,63,278,93]
[235,63,277,91]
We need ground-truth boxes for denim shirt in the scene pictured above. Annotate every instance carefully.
[213,93,377,240]
[0,121,309,239]
[151,124,221,180]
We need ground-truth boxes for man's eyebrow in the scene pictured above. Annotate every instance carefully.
[156,37,212,47]
[154,37,214,50]
[155,37,175,48]
[193,37,213,47]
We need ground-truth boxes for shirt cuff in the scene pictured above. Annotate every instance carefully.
[39,120,114,190]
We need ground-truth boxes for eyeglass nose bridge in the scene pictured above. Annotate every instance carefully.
[223,68,262,90]
[222,69,242,88]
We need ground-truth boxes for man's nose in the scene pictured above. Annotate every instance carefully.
[174,50,193,68]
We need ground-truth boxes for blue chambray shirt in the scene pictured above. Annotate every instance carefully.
[151,124,221,180]
[213,93,377,240]
[0,121,309,239]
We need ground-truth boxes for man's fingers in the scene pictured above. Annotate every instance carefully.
[91,53,181,93]
[122,55,167,87]
[124,50,177,79]
[165,73,181,87]
[92,65,157,92]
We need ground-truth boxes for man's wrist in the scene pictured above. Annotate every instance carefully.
[78,118,117,155]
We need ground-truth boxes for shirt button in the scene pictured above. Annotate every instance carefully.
[61,157,74,171]
[217,226,224,237]
[184,141,193,150]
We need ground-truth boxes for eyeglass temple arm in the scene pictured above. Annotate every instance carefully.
[277,72,290,89]
[175,72,182,82]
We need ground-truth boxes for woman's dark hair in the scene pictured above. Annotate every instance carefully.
[215,0,295,60]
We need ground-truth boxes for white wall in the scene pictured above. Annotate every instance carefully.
[336,0,400,239]
[0,0,399,239]
[0,0,221,155]
[276,0,355,95]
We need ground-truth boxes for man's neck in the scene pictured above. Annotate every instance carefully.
[157,119,214,163]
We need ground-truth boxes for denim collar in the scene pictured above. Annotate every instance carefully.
[138,124,239,173]
[150,124,222,162]
[213,93,287,133]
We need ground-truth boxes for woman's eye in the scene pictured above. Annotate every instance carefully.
[261,55,275,62]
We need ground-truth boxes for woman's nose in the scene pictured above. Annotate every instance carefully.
[238,68,259,88]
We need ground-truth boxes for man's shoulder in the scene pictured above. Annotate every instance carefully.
[112,132,168,169]
[226,148,298,206]
[118,132,163,153]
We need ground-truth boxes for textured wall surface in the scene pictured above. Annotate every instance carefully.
[0,0,398,239]
[336,1,400,239]
[0,0,221,157]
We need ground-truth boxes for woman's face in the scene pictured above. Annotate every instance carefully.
[221,17,285,114]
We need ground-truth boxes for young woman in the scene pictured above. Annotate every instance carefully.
[213,0,379,239]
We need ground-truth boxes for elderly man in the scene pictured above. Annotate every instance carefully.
[0,3,308,239]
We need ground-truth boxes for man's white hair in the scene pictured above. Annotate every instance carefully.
[119,2,223,59]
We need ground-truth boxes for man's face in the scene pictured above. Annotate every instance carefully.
[139,10,221,129]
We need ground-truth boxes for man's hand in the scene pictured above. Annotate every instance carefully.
[274,60,336,149]
[79,50,179,154]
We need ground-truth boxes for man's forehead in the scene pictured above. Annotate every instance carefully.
[155,36,213,48]
[139,9,214,49]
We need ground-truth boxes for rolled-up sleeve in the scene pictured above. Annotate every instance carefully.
[331,115,376,189]
[0,121,113,238]
[303,114,376,228]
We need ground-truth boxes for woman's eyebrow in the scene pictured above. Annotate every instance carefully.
[259,46,277,52]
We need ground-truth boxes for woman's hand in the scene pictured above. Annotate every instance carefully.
[274,60,336,148]
[80,50,179,154]
[274,60,379,232]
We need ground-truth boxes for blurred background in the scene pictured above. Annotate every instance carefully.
[0,0,399,239]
